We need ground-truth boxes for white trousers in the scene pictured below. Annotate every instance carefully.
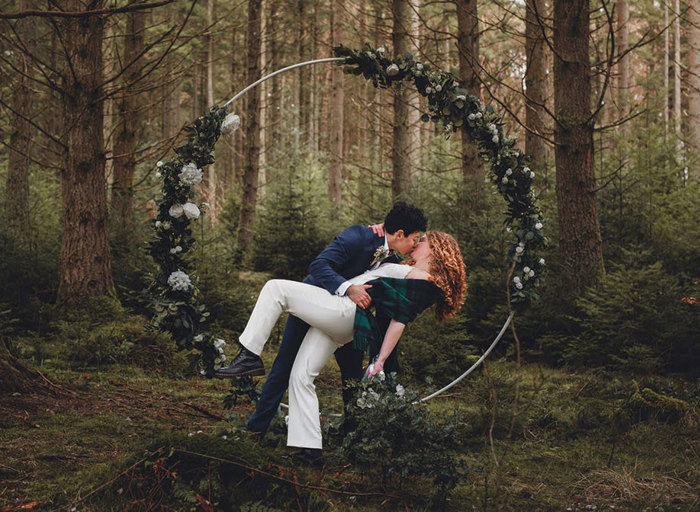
[239,279,357,449]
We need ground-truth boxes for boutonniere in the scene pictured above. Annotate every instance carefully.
[371,246,389,266]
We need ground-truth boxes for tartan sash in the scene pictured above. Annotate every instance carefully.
[352,277,442,351]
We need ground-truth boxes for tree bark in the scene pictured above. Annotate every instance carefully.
[664,1,670,135]
[525,0,549,183]
[58,0,115,305]
[236,0,262,256]
[111,8,146,227]
[4,0,34,244]
[553,0,605,292]
[674,0,681,142]
[617,0,629,136]
[205,0,218,225]
[392,0,412,201]
[689,0,700,176]
[328,0,345,212]
[456,0,482,199]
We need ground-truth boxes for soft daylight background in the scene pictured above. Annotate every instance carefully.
[0,0,698,510]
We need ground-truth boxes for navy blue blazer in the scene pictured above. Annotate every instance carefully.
[306,224,398,293]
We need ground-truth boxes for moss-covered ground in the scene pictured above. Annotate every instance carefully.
[1,354,697,511]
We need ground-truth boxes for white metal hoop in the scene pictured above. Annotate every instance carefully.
[223,57,515,408]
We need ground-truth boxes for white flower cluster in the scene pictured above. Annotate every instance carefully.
[221,113,241,134]
[170,245,183,255]
[356,389,381,409]
[155,220,171,230]
[524,166,535,179]
[513,275,523,289]
[386,63,399,76]
[169,202,201,220]
[213,338,226,366]
[488,123,499,144]
[178,162,203,186]
[468,111,483,121]
[168,270,191,291]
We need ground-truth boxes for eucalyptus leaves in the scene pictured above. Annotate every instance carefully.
[333,44,547,303]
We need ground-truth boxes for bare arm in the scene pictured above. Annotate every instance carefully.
[368,319,406,377]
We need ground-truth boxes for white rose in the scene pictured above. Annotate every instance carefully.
[155,221,161,228]
[519,242,525,247]
[194,334,204,342]
[492,135,499,144]
[169,204,184,218]
[456,95,466,101]
[395,384,406,398]
[502,177,509,184]
[435,84,442,92]
[386,64,399,76]
[523,266,531,273]
[506,169,512,176]
[515,282,523,289]
[468,113,476,121]
[221,113,241,134]
[530,171,535,178]
[506,227,512,233]
[155,172,162,178]
[183,202,200,220]
[523,166,530,173]
[515,246,524,254]
[426,86,433,94]
[535,222,543,230]
[178,162,203,186]
[488,123,496,133]
[170,248,177,254]
[415,63,423,70]
[539,258,545,265]
[157,161,164,167]
[513,276,521,283]
[214,338,226,350]
[167,270,191,291]
[475,112,482,118]
[529,270,535,277]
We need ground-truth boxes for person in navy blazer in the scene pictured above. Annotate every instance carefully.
[216,202,427,439]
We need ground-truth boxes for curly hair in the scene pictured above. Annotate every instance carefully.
[406,231,467,322]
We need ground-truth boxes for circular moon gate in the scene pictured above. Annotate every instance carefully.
[150,45,545,403]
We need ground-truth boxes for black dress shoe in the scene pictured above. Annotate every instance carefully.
[215,346,265,378]
[291,448,324,468]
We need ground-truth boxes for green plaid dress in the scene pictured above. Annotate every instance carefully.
[352,277,443,351]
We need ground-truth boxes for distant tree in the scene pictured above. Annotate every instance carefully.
[328,0,345,212]
[688,0,700,176]
[553,0,605,291]
[236,0,263,256]
[392,0,413,201]
[456,0,484,207]
[3,0,34,245]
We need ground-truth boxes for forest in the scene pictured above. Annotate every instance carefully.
[0,0,698,510]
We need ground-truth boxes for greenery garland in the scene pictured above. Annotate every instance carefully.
[149,44,546,373]
[149,105,238,375]
[332,43,547,303]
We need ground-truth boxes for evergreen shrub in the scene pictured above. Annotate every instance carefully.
[340,379,470,507]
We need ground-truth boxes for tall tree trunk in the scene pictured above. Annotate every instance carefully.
[111,9,146,227]
[617,0,629,136]
[329,0,345,213]
[674,0,682,143]
[525,0,549,184]
[553,0,605,292]
[664,1,670,135]
[59,0,115,305]
[456,0,482,201]
[392,0,412,201]
[236,0,262,256]
[266,0,280,163]
[206,0,219,225]
[4,0,34,244]
[689,0,700,176]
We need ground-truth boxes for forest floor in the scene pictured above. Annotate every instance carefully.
[0,357,698,511]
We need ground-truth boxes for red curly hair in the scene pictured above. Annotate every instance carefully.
[406,231,467,322]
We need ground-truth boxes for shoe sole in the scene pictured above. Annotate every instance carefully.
[214,368,265,379]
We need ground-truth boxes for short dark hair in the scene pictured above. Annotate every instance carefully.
[384,202,427,235]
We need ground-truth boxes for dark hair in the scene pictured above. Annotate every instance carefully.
[383,202,427,235]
